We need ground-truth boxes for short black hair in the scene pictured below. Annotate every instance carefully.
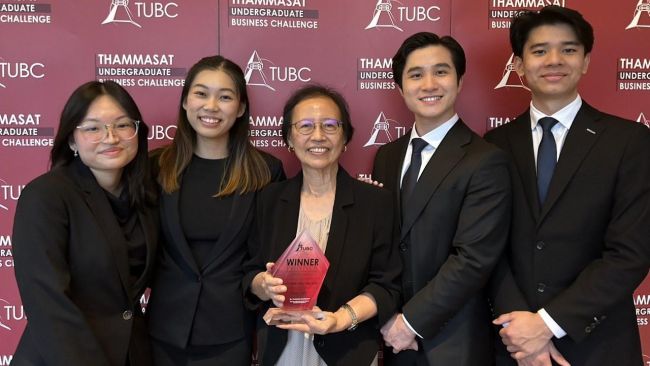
[510,6,594,57]
[392,32,466,89]
[282,84,354,145]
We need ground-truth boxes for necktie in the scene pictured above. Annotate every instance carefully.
[401,138,428,213]
[537,117,559,205]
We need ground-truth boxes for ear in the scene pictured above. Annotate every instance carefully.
[237,102,246,118]
[582,53,591,75]
[514,55,525,77]
[182,97,188,111]
[457,76,464,92]
[397,85,404,97]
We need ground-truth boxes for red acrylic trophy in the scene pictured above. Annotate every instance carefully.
[263,229,329,325]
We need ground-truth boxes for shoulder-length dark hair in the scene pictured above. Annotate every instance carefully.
[50,80,154,210]
[157,55,271,196]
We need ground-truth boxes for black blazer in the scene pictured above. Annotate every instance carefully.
[372,120,511,366]
[12,160,159,366]
[243,167,401,366]
[486,102,650,366]
[147,152,284,348]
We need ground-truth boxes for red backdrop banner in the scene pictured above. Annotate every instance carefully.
[1,1,648,364]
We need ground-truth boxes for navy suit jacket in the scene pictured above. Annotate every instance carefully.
[486,102,650,366]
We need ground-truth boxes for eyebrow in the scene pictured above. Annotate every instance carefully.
[81,115,128,123]
[528,41,582,48]
[405,63,451,73]
[191,83,236,93]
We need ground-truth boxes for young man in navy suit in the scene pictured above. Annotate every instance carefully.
[372,32,512,366]
[487,6,650,366]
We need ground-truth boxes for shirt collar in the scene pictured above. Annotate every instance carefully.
[409,114,459,149]
[529,95,582,131]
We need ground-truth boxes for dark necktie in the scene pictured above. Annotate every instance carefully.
[401,138,428,213]
[537,117,559,205]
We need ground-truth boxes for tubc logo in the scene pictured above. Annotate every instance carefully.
[365,0,441,32]
[495,54,530,91]
[101,0,178,28]
[637,112,649,128]
[147,123,176,141]
[364,112,405,147]
[0,56,45,89]
[626,0,650,29]
[0,298,25,331]
[0,178,24,212]
[244,50,311,92]
[295,243,313,252]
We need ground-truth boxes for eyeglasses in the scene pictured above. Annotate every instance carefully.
[291,119,342,135]
[76,118,140,143]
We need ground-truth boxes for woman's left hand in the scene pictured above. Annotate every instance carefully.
[276,306,345,335]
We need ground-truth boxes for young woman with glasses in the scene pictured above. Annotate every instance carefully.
[12,80,159,366]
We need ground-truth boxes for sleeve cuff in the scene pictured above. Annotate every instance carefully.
[401,313,423,339]
[538,308,567,339]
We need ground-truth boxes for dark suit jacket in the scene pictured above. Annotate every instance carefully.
[243,167,402,366]
[485,102,650,366]
[12,159,159,366]
[372,120,511,366]
[147,151,284,348]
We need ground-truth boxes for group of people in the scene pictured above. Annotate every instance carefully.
[10,6,649,366]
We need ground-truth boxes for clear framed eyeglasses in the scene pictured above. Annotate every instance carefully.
[291,118,342,135]
[76,118,140,143]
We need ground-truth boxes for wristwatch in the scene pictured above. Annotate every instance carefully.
[341,303,358,331]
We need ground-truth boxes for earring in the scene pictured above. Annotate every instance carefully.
[344,145,347,152]
[73,149,78,157]
[288,146,294,153]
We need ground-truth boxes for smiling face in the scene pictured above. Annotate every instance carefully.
[399,45,462,135]
[70,95,138,180]
[183,68,245,152]
[288,96,345,173]
[515,23,590,113]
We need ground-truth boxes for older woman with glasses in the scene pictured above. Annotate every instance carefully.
[244,85,401,366]
[12,80,159,366]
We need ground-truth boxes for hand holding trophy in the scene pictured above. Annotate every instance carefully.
[261,230,330,328]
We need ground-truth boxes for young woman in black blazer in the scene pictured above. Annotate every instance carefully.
[147,56,284,366]
[12,81,159,366]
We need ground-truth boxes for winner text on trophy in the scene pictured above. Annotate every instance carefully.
[263,230,330,326]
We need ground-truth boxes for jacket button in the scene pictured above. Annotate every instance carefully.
[537,283,546,293]
[122,310,133,320]
[399,243,407,252]
[536,241,545,250]
[585,325,592,333]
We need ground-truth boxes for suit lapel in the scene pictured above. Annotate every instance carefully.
[275,175,303,258]
[133,208,158,297]
[400,121,469,240]
[391,135,410,221]
[508,111,542,219]
[539,103,604,222]
[160,189,200,275]
[72,161,132,298]
[320,168,353,302]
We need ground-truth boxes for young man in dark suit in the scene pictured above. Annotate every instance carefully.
[372,32,512,365]
[487,6,650,366]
